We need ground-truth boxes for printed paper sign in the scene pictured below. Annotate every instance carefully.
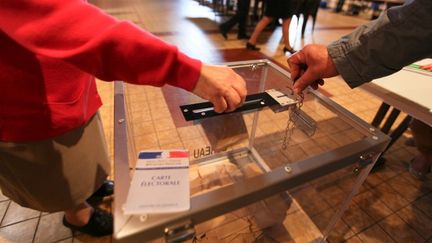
[123,150,190,214]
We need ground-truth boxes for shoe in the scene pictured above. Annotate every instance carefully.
[246,42,260,51]
[237,34,250,40]
[87,180,114,203]
[219,26,228,40]
[63,208,113,237]
[283,47,297,54]
[408,154,431,180]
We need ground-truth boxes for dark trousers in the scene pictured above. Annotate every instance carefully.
[411,119,432,154]
[220,0,251,36]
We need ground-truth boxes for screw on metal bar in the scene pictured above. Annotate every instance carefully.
[353,152,377,174]
[284,165,292,173]
[118,118,125,124]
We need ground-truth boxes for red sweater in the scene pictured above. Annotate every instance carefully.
[0,0,201,141]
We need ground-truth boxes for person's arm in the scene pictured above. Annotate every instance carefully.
[0,0,200,90]
[328,0,432,88]
[0,0,246,112]
[288,0,432,93]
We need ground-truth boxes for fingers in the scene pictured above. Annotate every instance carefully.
[287,53,302,81]
[292,69,319,94]
[212,95,228,113]
[225,88,243,112]
[212,87,243,113]
[213,75,245,113]
[231,74,247,104]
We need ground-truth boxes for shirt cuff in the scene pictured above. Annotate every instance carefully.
[327,41,365,88]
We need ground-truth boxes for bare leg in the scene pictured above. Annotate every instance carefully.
[282,18,293,49]
[64,202,93,226]
[248,16,274,45]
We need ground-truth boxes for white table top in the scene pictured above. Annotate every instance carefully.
[361,59,432,126]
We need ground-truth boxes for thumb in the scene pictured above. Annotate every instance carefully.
[292,69,318,94]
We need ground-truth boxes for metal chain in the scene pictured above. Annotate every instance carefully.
[281,92,304,150]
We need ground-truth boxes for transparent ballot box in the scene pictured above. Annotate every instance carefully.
[113,60,390,242]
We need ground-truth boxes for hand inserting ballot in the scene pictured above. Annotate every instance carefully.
[287,44,338,94]
[193,64,247,113]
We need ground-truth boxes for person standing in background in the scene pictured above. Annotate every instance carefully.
[246,0,296,54]
[0,0,246,237]
[219,0,251,40]
[287,0,432,179]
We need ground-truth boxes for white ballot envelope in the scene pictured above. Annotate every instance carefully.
[123,150,190,215]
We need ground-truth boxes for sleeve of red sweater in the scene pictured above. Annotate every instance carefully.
[0,0,201,91]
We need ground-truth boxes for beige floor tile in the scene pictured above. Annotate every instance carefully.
[0,201,9,225]
[259,224,294,242]
[33,212,72,243]
[317,184,347,207]
[153,117,176,132]
[160,141,185,150]
[342,203,376,234]
[364,172,385,188]
[156,129,181,146]
[0,218,39,243]
[130,120,155,136]
[378,213,424,242]
[353,190,393,222]
[291,187,332,218]
[129,109,152,123]
[281,209,322,242]
[311,207,354,242]
[400,171,432,194]
[344,235,363,243]
[397,205,432,240]
[386,175,426,203]
[150,107,171,120]
[372,182,411,212]
[177,126,203,141]
[1,202,40,227]
[413,193,432,219]
[357,224,396,243]
[372,165,399,181]
[337,174,370,194]
[133,133,160,151]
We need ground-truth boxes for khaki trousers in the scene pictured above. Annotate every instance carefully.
[0,113,111,212]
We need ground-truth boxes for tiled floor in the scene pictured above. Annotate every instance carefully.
[1,0,431,242]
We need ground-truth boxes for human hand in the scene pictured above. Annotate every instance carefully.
[287,44,339,94]
[193,64,247,113]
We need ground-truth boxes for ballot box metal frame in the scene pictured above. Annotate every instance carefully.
[113,59,390,243]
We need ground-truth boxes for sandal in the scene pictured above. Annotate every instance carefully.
[63,208,113,237]
[87,180,114,204]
